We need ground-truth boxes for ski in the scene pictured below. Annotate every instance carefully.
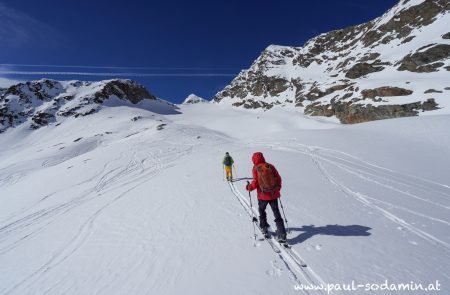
[262,231,271,240]
[273,237,293,250]
[266,229,308,267]
[228,182,307,267]
[259,229,281,253]
[279,241,290,249]
[265,238,281,253]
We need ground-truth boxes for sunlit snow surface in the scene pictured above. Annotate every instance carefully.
[0,103,449,294]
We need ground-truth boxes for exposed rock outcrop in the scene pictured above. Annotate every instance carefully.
[305,84,349,101]
[305,99,439,124]
[94,80,155,104]
[361,87,413,99]
[346,63,385,79]
[213,0,449,123]
[398,44,450,72]
[0,79,162,133]
[424,89,443,94]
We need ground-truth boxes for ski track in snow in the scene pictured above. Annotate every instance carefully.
[1,108,449,293]
[255,141,450,253]
[0,128,197,294]
[0,172,23,187]
[309,150,450,252]
[228,182,327,295]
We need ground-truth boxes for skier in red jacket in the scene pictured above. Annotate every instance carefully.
[246,152,287,242]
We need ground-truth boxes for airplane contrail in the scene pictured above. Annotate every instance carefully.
[0,64,240,71]
[0,71,237,77]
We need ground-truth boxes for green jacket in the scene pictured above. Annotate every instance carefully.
[222,155,234,167]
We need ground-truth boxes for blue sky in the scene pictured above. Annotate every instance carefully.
[0,0,397,103]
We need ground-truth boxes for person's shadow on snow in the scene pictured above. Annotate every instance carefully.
[288,224,371,245]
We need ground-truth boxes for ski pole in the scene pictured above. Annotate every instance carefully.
[247,181,258,241]
[233,164,238,178]
[279,198,290,234]
[222,165,225,181]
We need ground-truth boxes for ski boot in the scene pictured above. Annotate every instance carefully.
[260,223,270,239]
[277,232,287,244]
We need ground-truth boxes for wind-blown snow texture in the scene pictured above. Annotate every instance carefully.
[0,100,449,294]
[214,0,450,123]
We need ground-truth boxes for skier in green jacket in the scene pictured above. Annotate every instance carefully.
[222,152,234,181]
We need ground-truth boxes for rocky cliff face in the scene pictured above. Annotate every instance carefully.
[214,0,450,123]
[0,79,158,132]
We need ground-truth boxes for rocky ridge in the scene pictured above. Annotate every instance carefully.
[0,79,164,132]
[213,0,450,123]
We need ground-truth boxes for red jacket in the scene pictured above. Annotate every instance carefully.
[247,152,282,201]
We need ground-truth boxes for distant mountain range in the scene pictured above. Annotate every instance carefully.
[1,0,449,129]
[213,0,450,123]
[0,79,176,133]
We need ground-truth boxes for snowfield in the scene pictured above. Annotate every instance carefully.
[0,103,449,294]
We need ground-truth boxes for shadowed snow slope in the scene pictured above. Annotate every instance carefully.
[0,103,449,294]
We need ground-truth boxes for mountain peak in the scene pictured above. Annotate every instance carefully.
[182,94,208,104]
[0,79,175,133]
[213,0,450,123]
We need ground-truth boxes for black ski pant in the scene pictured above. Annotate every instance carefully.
[258,199,286,236]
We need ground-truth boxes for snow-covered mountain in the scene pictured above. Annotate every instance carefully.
[0,79,178,133]
[214,0,450,123]
[182,93,208,104]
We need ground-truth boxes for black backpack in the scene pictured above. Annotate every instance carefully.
[224,155,232,166]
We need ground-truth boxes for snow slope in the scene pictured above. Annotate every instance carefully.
[0,103,449,294]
